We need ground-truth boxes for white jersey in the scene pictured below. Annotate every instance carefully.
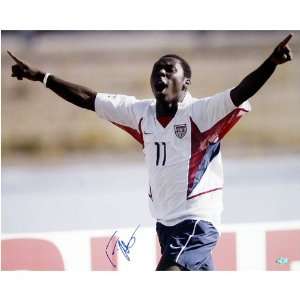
[94,89,251,230]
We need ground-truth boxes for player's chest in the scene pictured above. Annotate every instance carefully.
[141,109,191,166]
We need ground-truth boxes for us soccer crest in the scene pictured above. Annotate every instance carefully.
[174,124,187,139]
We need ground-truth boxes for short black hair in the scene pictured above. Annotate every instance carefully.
[159,54,192,79]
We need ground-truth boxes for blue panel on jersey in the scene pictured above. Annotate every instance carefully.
[188,141,221,196]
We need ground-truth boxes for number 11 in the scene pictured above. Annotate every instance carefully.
[154,142,166,166]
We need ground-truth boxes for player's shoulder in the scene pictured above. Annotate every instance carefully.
[135,97,155,104]
[183,92,209,108]
[185,90,231,107]
[132,98,154,109]
[96,92,153,105]
[131,98,155,118]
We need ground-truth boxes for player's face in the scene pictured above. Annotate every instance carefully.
[150,57,189,104]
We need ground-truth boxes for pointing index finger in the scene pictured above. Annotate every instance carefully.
[279,33,293,47]
[7,50,24,65]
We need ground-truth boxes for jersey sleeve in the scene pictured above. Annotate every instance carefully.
[190,88,251,141]
[94,93,145,145]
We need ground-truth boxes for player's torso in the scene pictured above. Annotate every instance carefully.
[141,102,192,168]
[140,101,193,220]
[139,99,224,224]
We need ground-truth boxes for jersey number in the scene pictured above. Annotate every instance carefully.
[154,142,166,166]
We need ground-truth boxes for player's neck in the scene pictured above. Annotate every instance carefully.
[156,91,187,118]
[156,101,178,118]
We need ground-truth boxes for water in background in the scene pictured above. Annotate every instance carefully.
[2,154,300,233]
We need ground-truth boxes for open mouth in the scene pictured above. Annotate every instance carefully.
[154,80,168,93]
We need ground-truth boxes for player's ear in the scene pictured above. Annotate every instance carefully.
[183,78,191,90]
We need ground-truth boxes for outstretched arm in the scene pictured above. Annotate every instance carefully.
[230,34,293,107]
[8,51,97,111]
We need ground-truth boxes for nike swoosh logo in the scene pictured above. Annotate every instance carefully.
[169,244,181,250]
[143,132,153,135]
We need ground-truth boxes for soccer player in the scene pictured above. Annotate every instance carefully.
[8,33,293,271]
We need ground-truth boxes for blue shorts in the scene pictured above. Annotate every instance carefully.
[156,219,219,271]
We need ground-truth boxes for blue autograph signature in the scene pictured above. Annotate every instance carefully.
[105,224,140,268]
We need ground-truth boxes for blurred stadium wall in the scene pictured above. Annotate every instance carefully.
[2,222,300,271]
[2,31,300,161]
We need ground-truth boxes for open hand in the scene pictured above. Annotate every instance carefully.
[269,34,293,65]
[8,51,43,81]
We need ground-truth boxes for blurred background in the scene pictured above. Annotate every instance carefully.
[1,31,300,270]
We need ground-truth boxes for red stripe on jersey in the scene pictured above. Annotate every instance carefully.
[188,108,247,197]
[187,187,223,200]
[111,118,144,147]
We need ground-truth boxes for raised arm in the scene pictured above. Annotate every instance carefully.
[230,34,293,107]
[8,51,97,111]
